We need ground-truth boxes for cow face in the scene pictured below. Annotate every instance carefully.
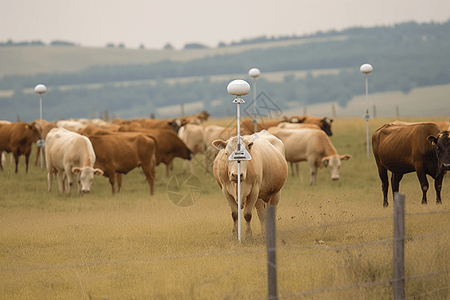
[73,167,104,193]
[212,136,253,183]
[27,122,42,142]
[320,117,333,137]
[428,131,450,172]
[322,154,351,181]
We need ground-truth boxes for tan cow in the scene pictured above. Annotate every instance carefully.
[277,123,321,130]
[0,122,41,173]
[34,121,58,167]
[212,136,288,240]
[283,115,334,136]
[178,124,205,174]
[268,127,351,185]
[244,130,286,158]
[88,133,157,195]
[45,128,104,195]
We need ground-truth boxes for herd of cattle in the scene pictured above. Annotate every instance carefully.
[0,112,449,237]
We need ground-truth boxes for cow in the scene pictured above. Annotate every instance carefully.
[268,127,351,185]
[176,110,211,125]
[372,122,450,207]
[283,115,334,136]
[34,121,58,167]
[390,120,450,131]
[212,135,288,240]
[56,120,88,132]
[118,126,192,177]
[178,124,205,174]
[277,123,321,130]
[88,133,157,195]
[0,120,12,166]
[45,128,104,195]
[245,130,286,158]
[0,122,41,173]
[240,118,285,134]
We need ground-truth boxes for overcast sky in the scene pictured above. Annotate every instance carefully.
[1,0,449,50]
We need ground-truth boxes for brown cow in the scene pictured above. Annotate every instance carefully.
[212,136,288,240]
[34,121,58,166]
[88,133,157,195]
[240,118,285,134]
[372,123,450,207]
[283,115,334,136]
[118,126,192,177]
[0,122,41,173]
[390,120,450,131]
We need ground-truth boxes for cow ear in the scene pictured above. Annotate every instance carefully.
[340,154,352,161]
[322,157,330,167]
[282,115,289,121]
[72,167,81,174]
[247,141,254,150]
[212,140,227,150]
[427,135,437,145]
[94,168,104,176]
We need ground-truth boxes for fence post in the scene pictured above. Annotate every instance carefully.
[393,193,405,300]
[267,205,278,300]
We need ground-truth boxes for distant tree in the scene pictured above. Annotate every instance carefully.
[106,43,115,48]
[139,44,145,49]
[183,43,208,50]
[118,43,125,49]
[50,40,76,46]
[163,43,174,50]
[217,41,227,48]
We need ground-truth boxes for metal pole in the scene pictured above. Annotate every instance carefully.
[393,193,405,299]
[365,74,370,158]
[267,205,278,299]
[39,94,43,168]
[253,79,257,133]
[237,99,242,242]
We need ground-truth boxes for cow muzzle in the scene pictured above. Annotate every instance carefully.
[332,176,340,181]
[230,173,244,183]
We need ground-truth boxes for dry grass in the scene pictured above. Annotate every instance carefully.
[0,116,449,299]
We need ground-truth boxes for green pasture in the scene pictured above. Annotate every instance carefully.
[1,117,449,299]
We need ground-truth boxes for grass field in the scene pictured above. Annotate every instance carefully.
[1,117,449,299]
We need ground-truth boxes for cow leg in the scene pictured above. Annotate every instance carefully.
[47,169,53,192]
[377,165,389,207]
[109,174,116,194]
[391,173,404,204]
[64,168,74,195]
[34,146,40,166]
[255,199,267,236]
[223,189,239,235]
[308,159,317,185]
[189,158,195,174]
[290,162,296,176]
[244,191,259,241]
[116,173,122,193]
[434,172,444,204]
[415,170,429,204]
[13,151,19,173]
[25,153,30,173]
[141,165,155,196]
[0,151,4,171]
[165,164,170,178]
[56,171,65,193]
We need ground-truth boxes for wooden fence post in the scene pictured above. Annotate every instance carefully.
[393,193,405,300]
[267,205,278,300]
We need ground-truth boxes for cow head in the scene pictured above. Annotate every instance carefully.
[428,131,450,173]
[27,122,42,142]
[212,136,253,183]
[320,117,333,137]
[322,154,351,181]
[73,167,104,193]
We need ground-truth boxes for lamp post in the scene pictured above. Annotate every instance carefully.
[360,64,373,158]
[227,79,251,242]
[248,68,260,133]
[34,84,47,168]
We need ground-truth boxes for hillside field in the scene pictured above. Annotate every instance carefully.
[0,116,449,299]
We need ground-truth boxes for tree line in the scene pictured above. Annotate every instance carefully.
[0,20,449,121]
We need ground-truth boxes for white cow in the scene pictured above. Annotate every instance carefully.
[268,127,351,185]
[45,127,103,195]
[212,136,288,240]
[0,120,12,165]
[56,120,88,132]
[178,124,205,174]
[245,130,286,158]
